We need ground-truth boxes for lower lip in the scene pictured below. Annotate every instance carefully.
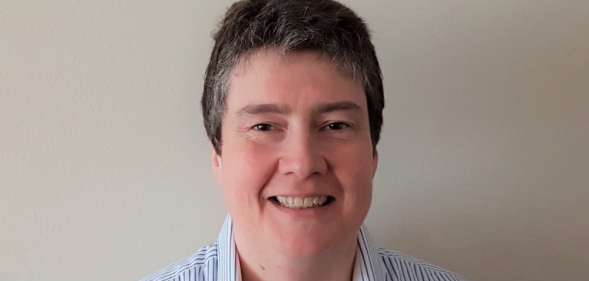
[268,200,334,218]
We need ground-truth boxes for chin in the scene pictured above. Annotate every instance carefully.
[272,227,345,258]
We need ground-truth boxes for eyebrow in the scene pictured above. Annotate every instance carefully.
[313,101,361,115]
[236,101,361,116]
[236,104,291,116]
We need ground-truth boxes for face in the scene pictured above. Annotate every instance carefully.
[212,49,378,257]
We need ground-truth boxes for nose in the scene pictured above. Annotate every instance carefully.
[278,130,328,179]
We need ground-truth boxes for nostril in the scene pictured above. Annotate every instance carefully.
[277,153,328,178]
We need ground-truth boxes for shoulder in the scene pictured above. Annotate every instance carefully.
[139,242,219,281]
[376,248,468,281]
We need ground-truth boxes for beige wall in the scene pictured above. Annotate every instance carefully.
[1,1,587,280]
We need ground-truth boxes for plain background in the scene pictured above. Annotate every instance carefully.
[1,0,588,280]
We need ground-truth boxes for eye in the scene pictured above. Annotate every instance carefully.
[251,123,274,131]
[323,122,351,131]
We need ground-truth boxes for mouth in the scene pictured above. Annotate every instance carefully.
[268,195,336,209]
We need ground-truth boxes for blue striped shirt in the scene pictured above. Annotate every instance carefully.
[140,216,467,281]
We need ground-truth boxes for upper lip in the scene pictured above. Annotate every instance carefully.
[266,194,334,199]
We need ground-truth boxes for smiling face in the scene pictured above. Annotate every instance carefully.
[212,49,378,257]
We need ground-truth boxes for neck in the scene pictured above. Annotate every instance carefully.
[235,233,358,281]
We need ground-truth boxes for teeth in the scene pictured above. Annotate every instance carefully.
[275,196,328,209]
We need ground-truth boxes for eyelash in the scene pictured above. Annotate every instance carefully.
[249,122,352,132]
[322,121,351,131]
[251,123,274,131]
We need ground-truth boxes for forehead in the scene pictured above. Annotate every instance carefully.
[226,49,366,113]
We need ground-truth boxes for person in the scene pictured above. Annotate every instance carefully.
[141,0,467,280]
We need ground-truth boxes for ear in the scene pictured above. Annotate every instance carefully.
[371,149,379,178]
[211,148,223,185]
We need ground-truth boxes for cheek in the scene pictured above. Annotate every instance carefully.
[331,142,376,181]
[328,143,375,203]
[221,140,277,199]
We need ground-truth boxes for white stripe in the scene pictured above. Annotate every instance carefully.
[139,215,468,281]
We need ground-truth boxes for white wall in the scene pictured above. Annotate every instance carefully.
[1,1,587,280]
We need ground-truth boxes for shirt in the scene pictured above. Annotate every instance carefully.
[140,216,467,281]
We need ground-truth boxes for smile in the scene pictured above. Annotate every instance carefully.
[269,195,335,209]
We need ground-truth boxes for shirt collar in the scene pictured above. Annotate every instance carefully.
[217,215,384,281]
[217,216,238,281]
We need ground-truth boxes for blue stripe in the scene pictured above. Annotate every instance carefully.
[139,215,468,281]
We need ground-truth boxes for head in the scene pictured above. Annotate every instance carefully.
[202,0,384,257]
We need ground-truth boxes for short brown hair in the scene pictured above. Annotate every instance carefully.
[201,0,384,154]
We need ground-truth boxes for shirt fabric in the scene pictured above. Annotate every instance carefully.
[141,216,467,281]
